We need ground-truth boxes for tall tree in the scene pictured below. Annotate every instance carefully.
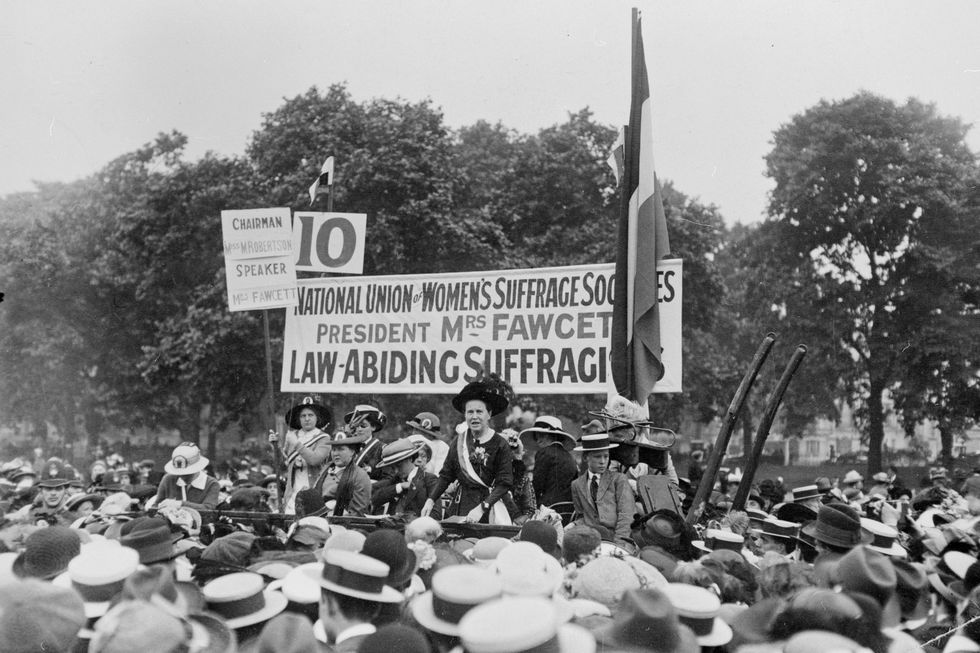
[763,92,979,473]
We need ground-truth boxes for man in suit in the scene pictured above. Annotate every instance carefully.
[314,549,403,652]
[570,432,636,548]
[370,439,437,517]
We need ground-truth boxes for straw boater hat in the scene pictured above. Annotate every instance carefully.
[519,416,576,452]
[692,529,745,554]
[285,396,332,430]
[661,583,733,647]
[164,442,209,476]
[792,485,822,502]
[458,596,595,653]
[574,433,619,453]
[303,549,403,603]
[406,412,441,438]
[53,542,139,619]
[860,518,907,558]
[411,565,504,636]
[750,517,800,541]
[344,404,388,431]
[202,572,287,630]
[451,378,511,416]
[375,439,423,468]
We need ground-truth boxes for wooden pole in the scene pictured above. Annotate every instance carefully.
[731,345,808,511]
[685,333,776,525]
[263,309,285,514]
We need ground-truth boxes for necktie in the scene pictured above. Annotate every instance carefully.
[590,474,599,503]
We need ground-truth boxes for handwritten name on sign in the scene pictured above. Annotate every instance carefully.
[281,261,682,394]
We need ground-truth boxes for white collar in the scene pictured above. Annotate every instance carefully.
[335,622,376,645]
[176,473,207,490]
[589,472,602,483]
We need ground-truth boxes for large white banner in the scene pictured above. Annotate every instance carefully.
[281,261,682,394]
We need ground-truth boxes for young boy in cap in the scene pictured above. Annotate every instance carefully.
[570,432,636,548]
[406,411,449,476]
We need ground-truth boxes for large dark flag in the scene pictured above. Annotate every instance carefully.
[610,9,671,407]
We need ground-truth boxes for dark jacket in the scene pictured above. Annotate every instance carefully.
[532,443,577,507]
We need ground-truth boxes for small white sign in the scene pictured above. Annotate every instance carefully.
[222,208,297,312]
[292,212,367,275]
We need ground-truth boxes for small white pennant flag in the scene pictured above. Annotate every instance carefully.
[308,156,335,205]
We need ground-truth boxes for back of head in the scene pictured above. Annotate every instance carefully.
[359,624,432,653]
[0,579,86,653]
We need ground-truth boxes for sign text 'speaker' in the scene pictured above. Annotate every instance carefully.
[221,208,298,311]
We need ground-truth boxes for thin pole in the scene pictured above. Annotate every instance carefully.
[263,309,285,514]
[686,333,776,525]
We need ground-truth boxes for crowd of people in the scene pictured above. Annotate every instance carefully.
[2,379,980,653]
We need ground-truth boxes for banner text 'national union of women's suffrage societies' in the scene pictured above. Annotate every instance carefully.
[281,261,682,394]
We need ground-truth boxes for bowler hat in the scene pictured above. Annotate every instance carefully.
[451,378,510,416]
[594,588,699,653]
[120,525,177,564]
[285,396,332,430]
[801,502,870,549]
[362,528,417,589]
[633,510,685,549]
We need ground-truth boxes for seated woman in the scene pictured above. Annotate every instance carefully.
[519,416,577,509]
[314,433,372,516]
[370,439,438,517]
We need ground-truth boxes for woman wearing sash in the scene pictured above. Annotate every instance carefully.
[421,376,514,524]
[268,396,332,514]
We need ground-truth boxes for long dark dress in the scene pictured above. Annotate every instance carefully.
[429,431,513,517]
[532,442,578,507]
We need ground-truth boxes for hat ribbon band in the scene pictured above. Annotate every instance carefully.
[323,562,386,595]
[211,590,266,620]
[432,594,478,624]
[871,533,896,549]
[581,439,611,450]
[517,634,561,653]
[677,614,716,637]
[705,537,741,552]
[72,578,127,603]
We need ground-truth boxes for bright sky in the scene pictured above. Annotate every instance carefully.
[3,0,979,224]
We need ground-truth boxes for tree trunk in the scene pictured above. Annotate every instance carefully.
[198,403,213,459]
[939,423,954,469]
[866,378,886,475]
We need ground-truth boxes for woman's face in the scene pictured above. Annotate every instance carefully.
[299,408,318,431]
[353,420,375,438]
[464,400,491,434]
[414,448,430,469]
[75,500,96,517]
[332,444,356,467]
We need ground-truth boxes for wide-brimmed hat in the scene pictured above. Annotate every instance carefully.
[376,439,423,468]
[120,525,178,564]
[406,412,441,438]
[463,536,511,566]
[573,433,618,453]
[12,526,82,580]
[519,416,576,452]
[451,379,510,416]
[304,549,402,603]
[458,596,595,653]
[37,460,72,487]
[662,583,732,647]
[750,517,800,541]
[774,502,817,525]
[571,556,646,609]
[411,565,503,636]
[65,492,103,513]
[344,404,387,431]
[633,510,685,550]
[842,470,863,485]
[871,472,891,484]
[692,529,745,554]
[860,518,906,558]
[202,572,287,630]
[801,502,871,549]
[164,442,209,476]
[361,529,417,589]
[594,588,699,653]
[285,396,332,430]
[53,542,139,619]
[491,542,564,598]
[792,485,822,502]
[836,545,897,606]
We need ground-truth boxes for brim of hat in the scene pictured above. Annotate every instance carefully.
[37,480,72,487]
[800,522,873,548]
[376,447,421,468]
[11,552,66,580]
[164,458,209,475]
[220,588,288,630]
[868,542,908,558]
[692,617,733,647]
[189,613,236,653]
[411,591,466,636]
[928,573,963,605]
[558,622,604,653]
[519,428,576,451]
[572,443,618,452]
[792,493,822,502]
[748,528,795,540]
[405,420,440,438]
[302,564,403,603]
[328,435,369,447]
